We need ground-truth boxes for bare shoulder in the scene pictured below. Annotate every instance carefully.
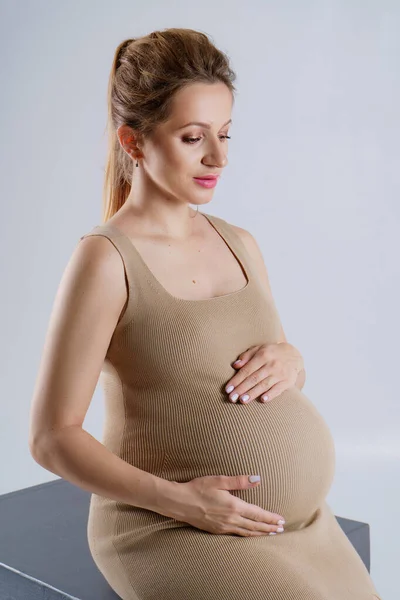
[228,222,269,283]
[72,234,128,324]
[78,232,125,280]
[229,223,262,258]
[228,221,287,344]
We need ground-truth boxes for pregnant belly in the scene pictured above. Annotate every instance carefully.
[159,386,336,529]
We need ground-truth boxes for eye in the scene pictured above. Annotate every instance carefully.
[183,135,232,144]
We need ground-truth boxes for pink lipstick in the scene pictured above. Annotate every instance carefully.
[193,176,219,188]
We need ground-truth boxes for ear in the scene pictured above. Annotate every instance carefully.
[117,124,142,159]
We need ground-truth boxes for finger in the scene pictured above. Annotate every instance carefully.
[233,529,265,537]
[245,502,285,524]
[231,527,280,537]
[260,381,291,403]
[231,345,261,368]
[225,355,269,396]
[237,517,284,534]
[238,375,278,404]
[228,527,265,537]
[228,369,274,403]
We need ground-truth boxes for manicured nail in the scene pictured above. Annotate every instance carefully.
[230,393,239,402]
[248,475,260,483]
[233,360,242,365]
[225,385,234,393]
[261,395,269,402]
[240,394,250,403]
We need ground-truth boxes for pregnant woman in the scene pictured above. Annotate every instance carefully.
[29,28,382,600]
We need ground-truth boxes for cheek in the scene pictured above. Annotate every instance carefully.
[165,147,198,179]
[155,144,182,172]
[148,140,198,185]
[149,157,188,191]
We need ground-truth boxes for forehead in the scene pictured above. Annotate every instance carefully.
[167,82,233,127]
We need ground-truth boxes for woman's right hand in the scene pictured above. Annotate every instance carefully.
[169,474,286,537]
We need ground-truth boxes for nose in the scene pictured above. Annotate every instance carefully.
[202,139,228,168]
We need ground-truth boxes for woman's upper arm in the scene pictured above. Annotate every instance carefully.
[29,235,128,452]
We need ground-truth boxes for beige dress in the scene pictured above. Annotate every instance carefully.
[80,212,382,600]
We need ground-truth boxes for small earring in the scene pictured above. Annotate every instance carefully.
[129,150,139,167]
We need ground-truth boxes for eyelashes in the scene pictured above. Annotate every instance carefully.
[183,135,231,145]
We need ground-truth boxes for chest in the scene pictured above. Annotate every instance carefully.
[128,231,249,301]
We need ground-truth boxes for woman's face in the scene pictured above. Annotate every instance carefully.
[140,81,233,205]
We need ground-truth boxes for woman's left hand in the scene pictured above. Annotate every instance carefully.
[224,343,304,404]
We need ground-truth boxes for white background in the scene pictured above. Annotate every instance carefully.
[1,1,398,598]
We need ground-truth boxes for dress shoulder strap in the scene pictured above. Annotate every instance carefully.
[79,223,141,330]
[202,213,258,280]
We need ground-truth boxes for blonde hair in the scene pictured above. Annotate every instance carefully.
[102,28,237,223]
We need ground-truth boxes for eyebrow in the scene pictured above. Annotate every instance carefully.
[177,118,232,130]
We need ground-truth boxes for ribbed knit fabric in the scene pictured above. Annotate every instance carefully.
[80,213,382,600]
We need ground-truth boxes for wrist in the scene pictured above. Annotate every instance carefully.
[153,477,189,521]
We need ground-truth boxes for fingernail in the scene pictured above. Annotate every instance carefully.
[233,360,242,366]
[269,532,277,536]
[261,395,269,402]
[230,393,239,402]
[277,527,284,532]
[248,475,260,483]
[225,385,234,393]
[240,394,250,402]
[277,519,285,525]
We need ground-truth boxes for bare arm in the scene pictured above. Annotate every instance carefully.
[28,234,179,517]
[32,424,181,516]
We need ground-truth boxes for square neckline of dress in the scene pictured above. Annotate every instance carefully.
[101,211,252,304]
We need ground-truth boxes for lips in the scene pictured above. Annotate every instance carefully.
[193,176,219,188]
[194,175,219,180]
